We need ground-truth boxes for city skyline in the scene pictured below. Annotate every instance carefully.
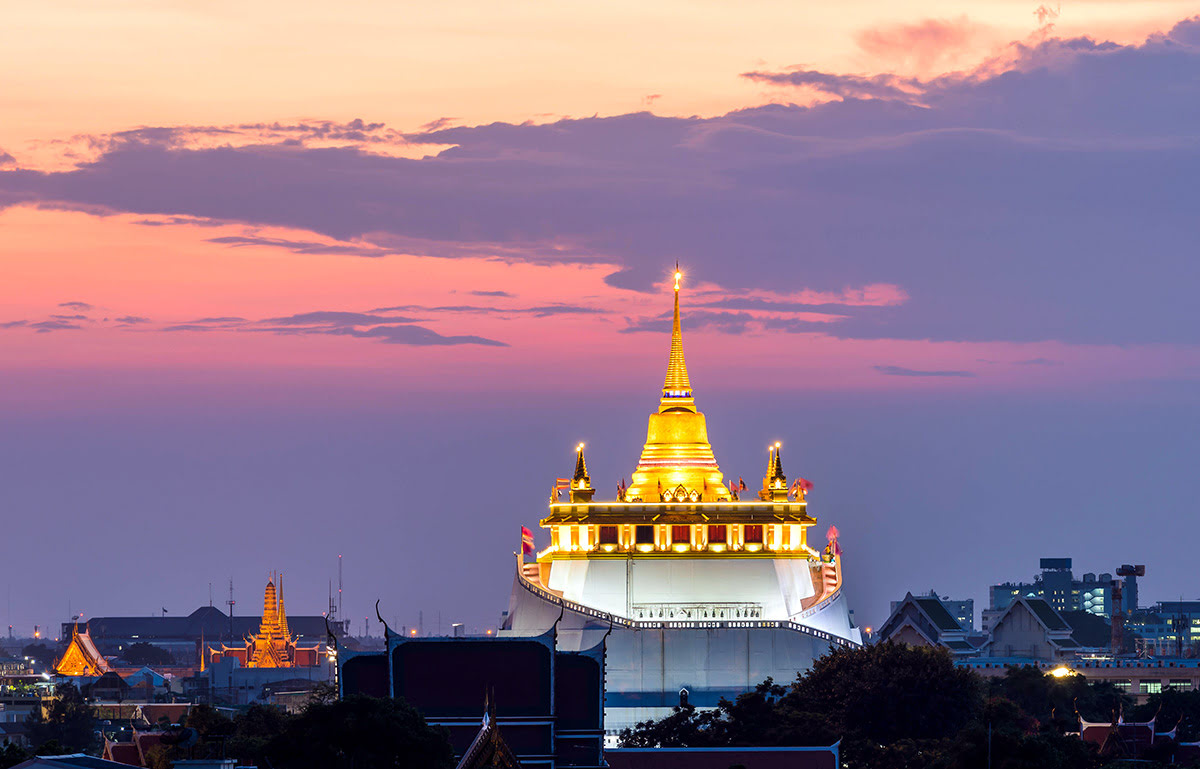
[3,3,1200,641]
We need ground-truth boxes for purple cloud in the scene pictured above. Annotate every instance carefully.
[58,301,93,311]
[160,309,507,347]
[262,311,422,326]
[3,19,1200,346]
[874,365,976,377]
[29,319,83,332]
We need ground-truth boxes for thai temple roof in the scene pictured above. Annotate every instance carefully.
[54,624,112,677]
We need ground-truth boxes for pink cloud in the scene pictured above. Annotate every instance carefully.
[855,16,992,75]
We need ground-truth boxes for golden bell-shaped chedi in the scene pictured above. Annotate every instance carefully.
[624,269,731,503]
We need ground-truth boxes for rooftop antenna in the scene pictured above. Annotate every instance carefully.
[209,582,213,608]
[226,579,236,639]
[338,554,343,620]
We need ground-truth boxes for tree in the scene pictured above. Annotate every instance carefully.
[264,696,454,769]
[118,642,175,667]
[306,681,338,706]
[0,742,29,769]
[26,684,95,753]
[225,703,290,767]
[21,644,56,671]
[785,642,981,746]
[182,703,234,740]
[987,666,1126,733]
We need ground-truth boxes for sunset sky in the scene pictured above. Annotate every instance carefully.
[3,1,1200,637]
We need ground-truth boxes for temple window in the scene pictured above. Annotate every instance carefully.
[570,526,580,550]
[599,526,619,545]
[671,525,690,544]
[744,525,763,544]
[635,525,654,545]
[707,525,727,543]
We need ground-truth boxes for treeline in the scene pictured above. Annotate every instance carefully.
[0,683,455,769]
[621,642,1200,769]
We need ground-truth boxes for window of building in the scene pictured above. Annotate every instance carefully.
[1111,680,1131,692]
[671,525,691,545]
[635,525,654,545]
[571,526,580,549]
[707,524,727,543]
[598,526,618,545]
[1169,679,1192,690]
[744,525,763,544]
[1141,681,1163,694]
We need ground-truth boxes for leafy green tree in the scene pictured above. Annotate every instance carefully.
[619,644,1129,769]
[1135,688,1200,741]
[0,742,29,769]
[182,703,234,739]
[118,642,175,667]
[785,642,981,746]
[21,644,56,671]
[988,666,1127,733]
[226,703,290,766]
[306,681,339,706]
[26,684,95,753]
[265,695,454,769]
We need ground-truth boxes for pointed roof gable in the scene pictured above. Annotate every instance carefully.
[878,592,975,654]
[981,596,1079,656]
[456,698,522,769]
[54,625,112,677]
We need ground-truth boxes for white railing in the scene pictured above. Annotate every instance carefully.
[513,555,860,648]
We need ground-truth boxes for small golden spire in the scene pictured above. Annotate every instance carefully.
[278,574,291,640]
[661,264,693,409]
[760,442,788,501]
[570,443,595,501]
[573,443,590,484]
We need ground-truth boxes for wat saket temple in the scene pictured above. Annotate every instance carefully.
[210,575,320,668]
[502,270,862,733]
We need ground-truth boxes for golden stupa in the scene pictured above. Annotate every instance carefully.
[624,268,730,503]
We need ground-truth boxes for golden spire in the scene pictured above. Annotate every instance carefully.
[262,575,279,635]
[573,443,590,484]
[278,574,291,640]
[760,442,788,501]
[624,266,729,502]
[660,263,694,412]
[570,443,595,502]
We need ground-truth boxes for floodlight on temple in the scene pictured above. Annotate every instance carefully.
[502,269,861,732]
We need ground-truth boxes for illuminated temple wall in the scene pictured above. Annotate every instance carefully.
[505,574,857,734]
[544,558,819,621]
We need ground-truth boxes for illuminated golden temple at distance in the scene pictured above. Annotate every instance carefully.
[503,269,860,733]
[210,574,319,669]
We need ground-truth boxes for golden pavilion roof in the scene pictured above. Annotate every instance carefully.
[54,624,112,677]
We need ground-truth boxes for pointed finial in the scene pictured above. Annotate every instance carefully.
[573,443,589,483]
[661,264,693,408]
[570,442,595,501]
